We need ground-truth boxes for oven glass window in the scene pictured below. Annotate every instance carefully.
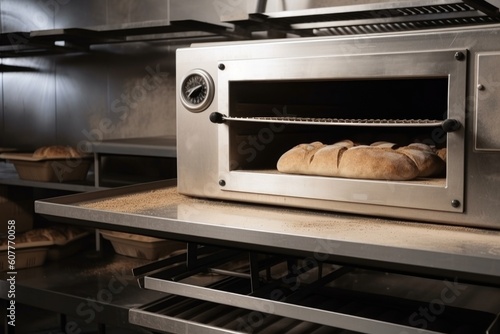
[228,77,449,178]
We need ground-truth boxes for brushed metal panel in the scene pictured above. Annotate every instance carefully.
[1,0,55,32]
[107,0,169,25]
[475,52,500,151]
[1,0,177,149]
[170,0,233,25]
[103,45,177,140]
[3,57,56,149]
[54,53,109,148]
[55,0,106,29]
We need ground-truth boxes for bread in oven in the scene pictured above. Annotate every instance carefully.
[398,144,446,177]
[276,141,326,175]
[277,140,445,180]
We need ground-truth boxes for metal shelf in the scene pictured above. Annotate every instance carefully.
[85,136,177,188]
[0,20,243,58]
[224,0,500,37]
[130,249,500,334]
[34,180,500,286]
[0,136,176,191]
[0,162,99,192]
[86,136,176,158]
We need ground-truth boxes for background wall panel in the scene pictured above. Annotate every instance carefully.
[0,0,395,150]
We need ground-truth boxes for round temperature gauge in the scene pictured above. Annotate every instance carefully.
[180,69,215,112]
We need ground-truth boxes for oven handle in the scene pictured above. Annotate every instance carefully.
[209,112,462,132]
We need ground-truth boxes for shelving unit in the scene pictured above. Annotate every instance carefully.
[225,0,500,37]
[0,136,177,192]
[0,19,245,58]
[87,136,176,188]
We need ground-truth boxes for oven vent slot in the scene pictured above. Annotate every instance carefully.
[314,15,500,36]
[226,0,500,37]
[210,112,461,132]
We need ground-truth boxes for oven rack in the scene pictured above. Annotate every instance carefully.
[225,0,500,37]
[210,113,461,132]
[130,245,500,334]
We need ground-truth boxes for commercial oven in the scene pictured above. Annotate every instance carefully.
[176,1,500,230]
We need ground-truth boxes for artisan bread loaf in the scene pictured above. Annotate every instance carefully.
[33,145,82,159]
[276,141,325,174]
[398,144,445,177]
[436,148,447,162]
[337,146,419,180]
[309,145,348,176]
[0,226,87,247]
[277,140,445,181]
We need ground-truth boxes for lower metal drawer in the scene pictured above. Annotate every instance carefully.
[129,245,500,334]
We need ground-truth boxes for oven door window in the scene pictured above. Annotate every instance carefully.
[216,50,466,213]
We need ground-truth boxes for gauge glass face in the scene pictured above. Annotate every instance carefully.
[183,74,207,104]
[180,70,214,112]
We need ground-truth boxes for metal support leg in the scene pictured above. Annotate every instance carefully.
[249,252,260,293]
[186,242,199,270]
[59,313,67,333]
[94,153,101,188]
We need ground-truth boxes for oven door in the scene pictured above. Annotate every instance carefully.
[215,49,466,213]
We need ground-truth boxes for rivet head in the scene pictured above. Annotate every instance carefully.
[218,63,225,70]
[477,84,485,91]
[454,52,465,61]
[451,200,461,208]
[219,179,226,187]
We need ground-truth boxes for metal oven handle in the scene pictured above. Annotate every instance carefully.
[209,112,462,132]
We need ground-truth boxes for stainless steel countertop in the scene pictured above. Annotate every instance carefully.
[35,180,500,285]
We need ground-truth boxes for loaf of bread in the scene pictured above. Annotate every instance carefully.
[277,140,445,181]
[276,142,326,175]
[0,226,87,247]
[338,146,419,180]
[33,145,82,159]
[436,148,447,162]
[398,145,445,177]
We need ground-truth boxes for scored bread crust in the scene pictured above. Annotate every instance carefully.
[277,141,444,181]
[337,146,419,180]
[276,141,325,174]
[398,147,445,177]
[33,145,82,159]
[309,145,348,176]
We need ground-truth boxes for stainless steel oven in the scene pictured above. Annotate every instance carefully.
[176,2,500,229]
